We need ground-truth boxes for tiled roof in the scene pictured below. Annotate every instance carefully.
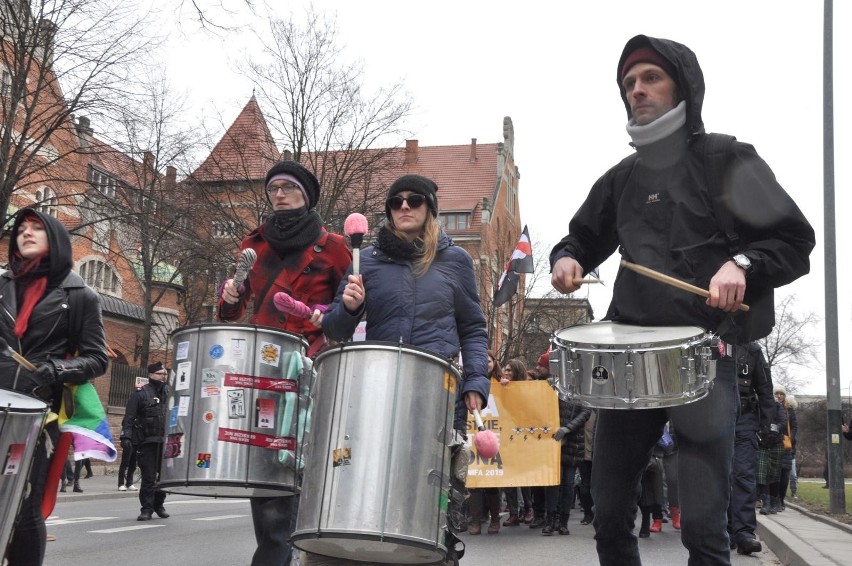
[189,97,280,182]
[98,293,145,322]
[86,137,153,188]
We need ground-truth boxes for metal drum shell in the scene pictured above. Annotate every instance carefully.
[160,323,308,497]
[0,389,48,553]
[551,322,716,409]
[292,342,457,564]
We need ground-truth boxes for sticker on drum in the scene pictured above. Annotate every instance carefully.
[176,341,190,361]
[202,410,216,424]
[591,366,609,385]
[165,433,184,459]
[196,453,211,468]
[175,361,191,391]
[228,389,246,418]
[209,344,224,359]
[3,444,25,475]
[332,447,351,467]
[258,342,281,366]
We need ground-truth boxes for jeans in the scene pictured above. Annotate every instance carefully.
[7,434,48,565]
[545,463,576,517]
[136,442,166,512]
[591,356,737,566]
[727,428,758,543]
[251,496,297,566]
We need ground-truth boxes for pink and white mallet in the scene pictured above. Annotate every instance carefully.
[473,409,499,459]
[343,213,369,275]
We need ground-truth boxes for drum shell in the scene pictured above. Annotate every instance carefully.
[160,324,308,497]
[0,389,48,553]
[551,322,716,409]
[292,342,457,564]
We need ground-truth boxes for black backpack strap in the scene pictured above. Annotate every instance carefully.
[701,133,739,255]
[64,287,86,355]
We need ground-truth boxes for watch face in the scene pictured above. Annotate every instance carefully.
[734,254,751,269]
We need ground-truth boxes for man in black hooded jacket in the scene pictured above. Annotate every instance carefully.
[550,36,814,565]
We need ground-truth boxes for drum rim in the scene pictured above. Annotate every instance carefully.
[553,322,708,351]
[0,388,50,411]
[315,340,461,375]
[170,323,308,347]
[290,529,447,560]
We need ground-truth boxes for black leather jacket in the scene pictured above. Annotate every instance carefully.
[0,270,108,404]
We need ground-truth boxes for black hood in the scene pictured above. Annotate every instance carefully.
[617,35,706,137]
[8,208,74,285]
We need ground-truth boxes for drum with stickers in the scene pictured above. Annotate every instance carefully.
[550,322,717,409]
[0,388,48,553]
[291,342,458,564]
[158,324,309,497]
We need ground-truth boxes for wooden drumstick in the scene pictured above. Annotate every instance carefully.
[0,336,38,372]
[572,278,603,285]
[620,260,750,312]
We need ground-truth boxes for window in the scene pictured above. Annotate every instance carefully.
[79,260,120,293]
[35,187,58,217]
[440,213,469,231]
[89,167,117,198]
[212,221,236,239]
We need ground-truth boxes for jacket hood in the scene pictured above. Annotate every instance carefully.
[618,35,706,137]
[8,208,74,285]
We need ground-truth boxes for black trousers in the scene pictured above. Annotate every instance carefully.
[118,444,138,487]
[136,442,166,512]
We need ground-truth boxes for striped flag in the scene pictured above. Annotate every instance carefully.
[493,226,534,308]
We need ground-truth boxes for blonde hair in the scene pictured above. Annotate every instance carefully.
[389,214,440,276]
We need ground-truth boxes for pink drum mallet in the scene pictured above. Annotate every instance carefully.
[273,292,328,319]
[473,408,499,459]
[343,213,368,276]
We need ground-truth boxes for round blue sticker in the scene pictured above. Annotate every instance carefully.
[209,344,224,360]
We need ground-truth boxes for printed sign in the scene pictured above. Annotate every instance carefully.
[3,444,25,475]
[201,368,222,398]
[175,361,191,391]
[178,396,190,417]
[224,373,297,393]
[258,342,281,367]
[164,433,184,459]
[230,338,246,360]
[255,398,275,429]
[175,341,190,361]
[228,389,246,418]
[169,406,179,428]
[217,427,295,450]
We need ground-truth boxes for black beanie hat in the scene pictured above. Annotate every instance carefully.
[263,160,320,210]
[385,174,439,218]
[148,361,164,374]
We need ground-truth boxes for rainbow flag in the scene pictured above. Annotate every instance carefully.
[58,381,117,462]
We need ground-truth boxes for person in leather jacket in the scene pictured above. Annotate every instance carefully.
[1,208,108,565]
[121,361,171,521]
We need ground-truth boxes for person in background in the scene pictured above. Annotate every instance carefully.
[775,387,797,511]
[756,389,787,515]
[727,342,774,555]
[468,351,503,536]
[659,422,679,530]
[549,34,814,565]
[60,459,74,493]
[1,208,108,565]
[527,350,552,530]
[218,160,351,566]
[121,362,171,522]
[578,408,596,527]
[117,431,138,492]
[323,173,489,566]
[638,443,665,538]
[497,358,533,527]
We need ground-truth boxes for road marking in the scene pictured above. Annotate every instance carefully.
[158,499,249,505]
[90,525,166,533]
[46,517,118,526]
[193,515,248,521]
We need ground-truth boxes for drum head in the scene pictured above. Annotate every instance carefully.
[0,388,48,412]
[554,322,706,349]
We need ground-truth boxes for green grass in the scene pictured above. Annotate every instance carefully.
[795,482,852,511]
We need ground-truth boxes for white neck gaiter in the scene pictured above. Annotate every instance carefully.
[626,101,687,146]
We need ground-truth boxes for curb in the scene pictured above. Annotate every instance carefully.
[783,501,852,535]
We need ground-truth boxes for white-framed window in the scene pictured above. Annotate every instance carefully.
[35,187,58,217]
[212,220,236,239]
[89,167,117,198]
[79,259,120,293]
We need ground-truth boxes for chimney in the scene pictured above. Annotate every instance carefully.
[165,166,177,190]
[37,19,57,65]
[75,116,93,148]
[470,138,477,162]
[404,140,419,165]
[280,149,292,161]
[143,151,155,173]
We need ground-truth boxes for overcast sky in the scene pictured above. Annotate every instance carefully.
[161,1,849,395]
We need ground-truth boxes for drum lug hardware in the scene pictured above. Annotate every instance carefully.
[680,349,697,387]
[624,351,635,401]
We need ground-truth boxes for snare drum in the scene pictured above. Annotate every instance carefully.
[159,324,308,497]
[0,389,48,554]
[551,322,716,409]
[291,342,457,564]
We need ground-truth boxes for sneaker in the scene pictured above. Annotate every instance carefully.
[128,485,138,491]
[118,485,127,492]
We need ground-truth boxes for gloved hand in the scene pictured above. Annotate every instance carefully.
[553,427,569,441]
[29,362,58,401]
[121,438,133,451]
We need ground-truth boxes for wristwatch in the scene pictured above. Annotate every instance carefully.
[731,253,752,273]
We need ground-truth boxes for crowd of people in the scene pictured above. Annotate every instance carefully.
[4,32,820,566]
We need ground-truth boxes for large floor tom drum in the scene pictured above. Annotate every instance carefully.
[292,342,457,564]
[160,324,308,497]
[0,389,48,553]
[551,322,716,409]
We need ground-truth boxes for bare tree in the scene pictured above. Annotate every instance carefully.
[759,294,822,394]
[245,7,414,228]
[0,0,156,225]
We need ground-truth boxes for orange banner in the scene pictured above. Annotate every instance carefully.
[466,380,560,488]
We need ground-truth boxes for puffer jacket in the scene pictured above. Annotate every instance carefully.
[556,396,590,467]
[0,210,108,405]
[323,231,489,404]
[549,35,815,343]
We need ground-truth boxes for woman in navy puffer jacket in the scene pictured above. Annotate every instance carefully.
[323,174,490,414]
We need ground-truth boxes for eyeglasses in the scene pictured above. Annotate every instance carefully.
[387,194,426,210]
[154,370,167,376]
[266,183,301,195]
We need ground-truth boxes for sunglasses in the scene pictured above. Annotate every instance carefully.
[387,194,426,210]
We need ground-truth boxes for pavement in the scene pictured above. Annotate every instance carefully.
[58,465,852,565]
